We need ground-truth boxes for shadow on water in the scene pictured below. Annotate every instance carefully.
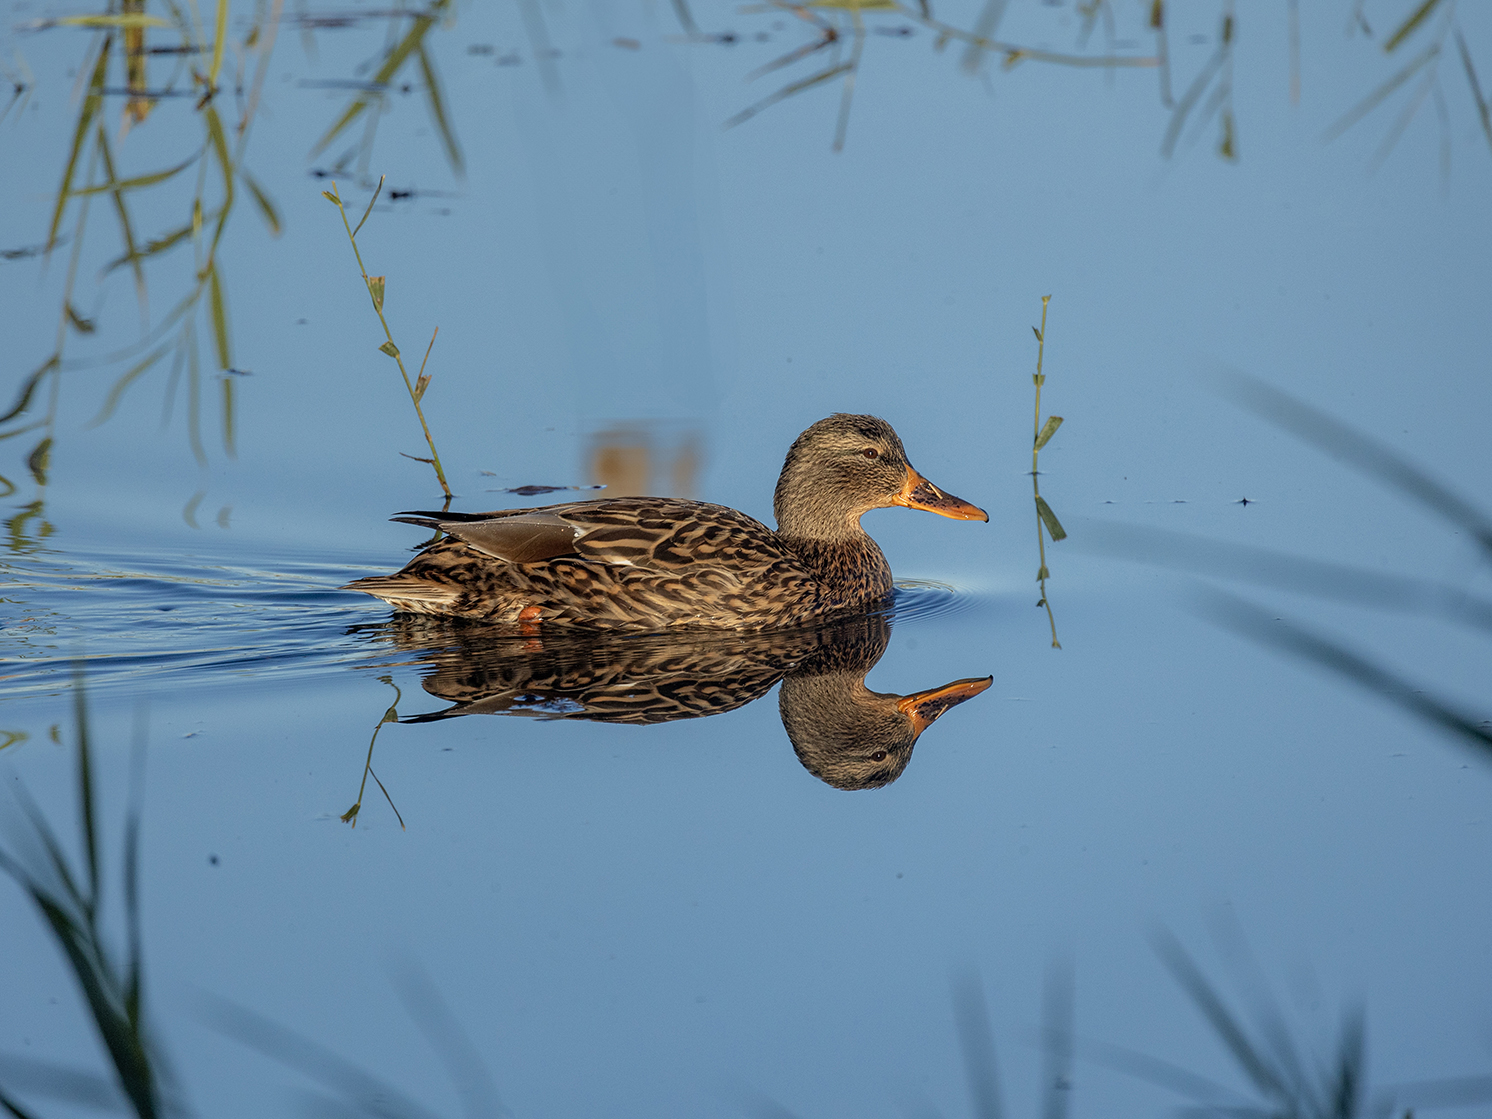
[348,608,991,796]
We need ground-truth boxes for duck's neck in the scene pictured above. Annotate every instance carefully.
[775,525,892,607]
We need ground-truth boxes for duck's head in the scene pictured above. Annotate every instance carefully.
[781,672,993,790]
[773,414,988,539]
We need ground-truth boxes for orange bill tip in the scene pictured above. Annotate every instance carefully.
[895,675,994,733]
[891,466,989,522]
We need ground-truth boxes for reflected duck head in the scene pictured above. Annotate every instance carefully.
[773,414,988,539]
[779,670,993,790]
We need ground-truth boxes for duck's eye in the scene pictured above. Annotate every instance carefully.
[862,448,879,460]
[871,749,888,762]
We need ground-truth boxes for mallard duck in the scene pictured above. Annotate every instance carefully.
[345,414,987,629]
[370,613,992,790]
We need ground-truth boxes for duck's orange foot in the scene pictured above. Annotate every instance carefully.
[518,604,543,642]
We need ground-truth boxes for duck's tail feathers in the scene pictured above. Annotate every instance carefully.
[343,574,462,613]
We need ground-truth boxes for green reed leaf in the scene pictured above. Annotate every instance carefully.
[379,341,400,358]
[1034,415,1064,451]
[368,275,386,312]
[1035,495,1067,542]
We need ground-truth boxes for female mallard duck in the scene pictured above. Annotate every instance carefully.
[345,414,986,629]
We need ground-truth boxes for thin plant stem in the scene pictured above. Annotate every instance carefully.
[325,176,452,498]
[1032,294,1049,476]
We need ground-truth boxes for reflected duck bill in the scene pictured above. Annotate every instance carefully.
[896,675,994,733]
[891,466,989,522]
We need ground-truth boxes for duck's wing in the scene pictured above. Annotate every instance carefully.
[392,511,583,564]
[393,498,790,573]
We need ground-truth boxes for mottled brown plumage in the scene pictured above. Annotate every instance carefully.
[345,414,987,630]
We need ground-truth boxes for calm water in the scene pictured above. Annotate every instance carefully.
[2,2,1491,1116]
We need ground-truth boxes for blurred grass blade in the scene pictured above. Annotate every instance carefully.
[1,359,58,425]
[0,1079,54,1118]
[203,997,446,1119]
[1161,42,1222,157]
[88,344,172,428]
[1454,28,1492,154]
[379,341,400,358]
[207,0,228,89]
[72,664,99,911]
[368,275,386,312]
[960,0,1010,74]
[670,0,699,35]
[1383,0,1440,53]
[416,43,463,174]
[1201,591,1492,756]
[1035,495,1067,542]
[1041,956,1074,1119]
[1034,415,1063,451]
[65,305,96,335]
[222,377,236,458]
[203,106,235,233]
[1367,66,1434,172]
[208,264,231,370]
[950,968,1003,1119]
[1079,521,1492,634]
[71,150,199,198]
[1151,928,1288,1103]
[55,13,169,28]
[723,62,852,130]
[26,438,52,487]
[310,1,447,158]
[239,168,282,235]
[1323,42,1437,142]
[1331,1006,1364,1119]
[1220,371,1492,558]
[92,124,147,319]
[48,39,110,251]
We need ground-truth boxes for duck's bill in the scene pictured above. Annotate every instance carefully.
[896,676,994,733]
[892,467,989,521]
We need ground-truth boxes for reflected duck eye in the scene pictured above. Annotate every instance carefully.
[862,448,879,459]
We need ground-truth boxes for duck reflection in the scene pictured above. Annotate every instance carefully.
[360,613,990,790]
